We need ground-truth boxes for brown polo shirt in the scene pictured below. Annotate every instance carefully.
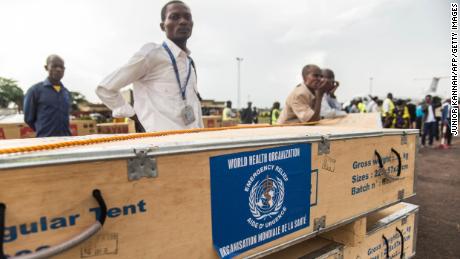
[277,83,316,124]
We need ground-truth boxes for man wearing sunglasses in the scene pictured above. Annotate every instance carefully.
[277,64,329,124]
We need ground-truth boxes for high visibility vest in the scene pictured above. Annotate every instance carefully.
[382,98,395,116]
[222,107,232,121]
[271,109,280,125]
[403,106,410,120]
[357,102,367,113]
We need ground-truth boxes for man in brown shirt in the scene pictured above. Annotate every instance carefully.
[277,64,329,124]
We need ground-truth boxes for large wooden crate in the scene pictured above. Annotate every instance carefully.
[96,121,135,134]
[0,126,417,258]
[0,120,96,139]
[0,122,35,139]
[264,202,418,259]
[263,237,344,259]
[318,113,383,129]
[70,120,97,136]
[202,115,223,128]
[321,202,418,259]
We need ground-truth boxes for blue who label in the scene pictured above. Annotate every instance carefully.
[210,144,312,258]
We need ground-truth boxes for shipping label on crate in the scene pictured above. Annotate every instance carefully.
[210,144,312,258]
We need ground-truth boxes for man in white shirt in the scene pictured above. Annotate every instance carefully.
[422,95,436,147]
[96,1,203,132]
[366,96,379,113]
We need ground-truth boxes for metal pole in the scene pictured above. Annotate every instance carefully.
[236,57,243,109]
[369,77,373,95]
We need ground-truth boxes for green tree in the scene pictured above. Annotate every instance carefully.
[70,91,88,111]
[0,77,24,111]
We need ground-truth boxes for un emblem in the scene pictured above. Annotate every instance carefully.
[249,175,285,220]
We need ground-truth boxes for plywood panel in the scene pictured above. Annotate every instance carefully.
[321,202,418,259]
[0,128,416,258]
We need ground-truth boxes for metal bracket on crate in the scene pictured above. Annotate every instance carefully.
[401,132,408,145]
[313,215,326,231]
[401,216,408,225]
[318,135,331,155]
[127,148,158,181]
[398,189,405,200]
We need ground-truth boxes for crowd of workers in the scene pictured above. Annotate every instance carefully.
[343,93,453,148]
[222,91,454,149]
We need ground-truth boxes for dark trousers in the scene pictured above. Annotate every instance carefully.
[435,118,440,141]
[443,120,452,145]
[416,117,423,136]
[422,122,436,146]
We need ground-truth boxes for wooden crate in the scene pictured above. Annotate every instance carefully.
[222,119,239,127]
[70,120,97,136]
[321,202,418,259]
[0,126,417,258]
[0,123,34,139]
[263,237,344,259]
[318,113,383,129]
[97,121,135,134]
[202,115,223,128]
[0,120,96,139]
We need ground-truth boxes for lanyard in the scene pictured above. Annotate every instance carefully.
[162,42,192,101]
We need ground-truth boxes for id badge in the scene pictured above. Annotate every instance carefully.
[181,105,196,125]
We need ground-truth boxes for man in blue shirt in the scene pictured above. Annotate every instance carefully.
[24,55,72,137]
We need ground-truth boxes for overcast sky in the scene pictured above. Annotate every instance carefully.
[0,0,453,108]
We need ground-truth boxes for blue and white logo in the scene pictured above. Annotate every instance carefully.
[249,175,285,221]
[210,144,311,258]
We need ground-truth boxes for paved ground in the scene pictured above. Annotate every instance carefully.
[407,137,460,259]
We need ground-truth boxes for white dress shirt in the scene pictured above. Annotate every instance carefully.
[320,94,346,119]
[96,39,203,132]
[426,105,435,122]
[366,100,379,113]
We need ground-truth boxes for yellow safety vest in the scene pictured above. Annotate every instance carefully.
[403,106,410,120]
[381,99,395,116]
[357,102,367,113]
[271,109,280,125]
[222,107,232,121]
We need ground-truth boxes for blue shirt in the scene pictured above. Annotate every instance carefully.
[442,103,451,122]
[415,105,424,118]
[23,79,72,137]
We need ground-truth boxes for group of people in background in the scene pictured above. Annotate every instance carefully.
[20,0,454,151]
[224,88,453,149]
[343,92,453,147]
[222,65,342,126]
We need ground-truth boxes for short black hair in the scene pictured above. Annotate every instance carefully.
[321,68,335,79]
[161,0,187,21]
[302,64,320,79]
[46,54,63,66]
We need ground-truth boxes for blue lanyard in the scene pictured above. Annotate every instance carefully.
[162,42,192,100]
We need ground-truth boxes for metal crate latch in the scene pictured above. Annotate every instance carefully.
[318,135,331,155]
[401,216,408,225]
[313,215,326,231]
[398,189,405,200]
[401,132,408,145]
[128,148,158,181]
